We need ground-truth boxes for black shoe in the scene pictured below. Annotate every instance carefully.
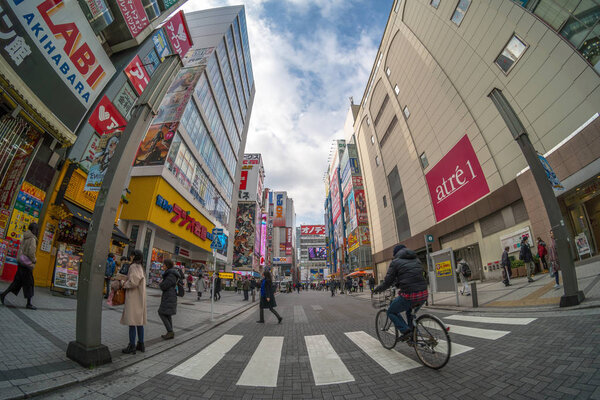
[398,331,412,342]
[278,317,283,324]
[26,304,37,310]
[161,332,174,340]
[256,320,264,323]
[136,342,145,352]
[122,344,136,354]
[0,293,5,305]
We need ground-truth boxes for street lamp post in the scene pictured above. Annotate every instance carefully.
[66,56,182,367]
[488,88,584,307]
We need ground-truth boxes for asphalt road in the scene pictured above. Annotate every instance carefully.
[44,289,600,400]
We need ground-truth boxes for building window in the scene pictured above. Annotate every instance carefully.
[375,155,380,166]
[403,106,410,119]
[496,35,528,74]
[383,195,388,208]
[451,0,471,26]
[371,135,375,145]
[431,0,440,8]
[394,84,400,95]
[420,152,429,169]
[386,67,391,76]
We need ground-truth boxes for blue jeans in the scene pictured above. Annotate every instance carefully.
[387,296,414,333]
[129,326,144,345]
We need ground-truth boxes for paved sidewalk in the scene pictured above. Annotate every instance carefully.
[348,258,600,311]
[0,284,257,400]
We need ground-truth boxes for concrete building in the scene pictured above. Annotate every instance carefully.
[353,0,600,282]
[298,224,327,282]
[266,191,297,283]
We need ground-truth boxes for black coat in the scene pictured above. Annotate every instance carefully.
[519,242,533,262]
[259,279,277,309]
[158,268,181,316]
[375,248,427,293]
[215,277,222,292]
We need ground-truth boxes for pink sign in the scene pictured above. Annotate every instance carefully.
[116,0,149,37]
[425,135,490,221]
[164,11,193,59]
[124,55,150,95]
[331,169,341,224]
[88,96,127,135]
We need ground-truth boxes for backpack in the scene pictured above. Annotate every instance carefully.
[461,262,472,278]
[175,271,185,297]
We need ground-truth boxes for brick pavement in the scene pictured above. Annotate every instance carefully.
[43,289,600,400]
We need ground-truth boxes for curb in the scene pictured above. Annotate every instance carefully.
[12,300,259,400]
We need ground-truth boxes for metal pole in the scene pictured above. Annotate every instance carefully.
[425,234,434,305]
[489,89,584,307]
[66,56,182,367]
[211,248,216,322]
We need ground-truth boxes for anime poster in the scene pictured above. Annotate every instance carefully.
[84,130,122,191]
[355,189,368,225]
[233,203,257,268]
[153,66,203,124]
[134,122,179,166]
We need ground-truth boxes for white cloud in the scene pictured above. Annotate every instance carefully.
[182,0,382,225]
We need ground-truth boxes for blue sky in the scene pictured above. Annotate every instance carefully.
[182,0,394,225]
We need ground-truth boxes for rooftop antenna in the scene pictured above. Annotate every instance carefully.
[349,96,354,105]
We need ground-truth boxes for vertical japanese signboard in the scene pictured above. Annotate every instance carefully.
[124,55,150,95]
[330,169,341,224]
[162,10,192,59]
[115,0,149,37]
[273,192,286,227]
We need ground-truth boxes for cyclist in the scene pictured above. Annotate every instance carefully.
[373,244,428,341]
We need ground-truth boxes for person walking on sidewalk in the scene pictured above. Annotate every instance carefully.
[213,274,222,301]
[197,274,205,300]
[501,247,512,287]
[120,250,147,354]
[186,273,194,293]
[330,279,336,297]
[519,236,535,283]
[1,223,38,309]
[242,277,250,301]
[537,237,548,272]
[456,259,472,296]
[104,253,116,299]
[358,277,364,292]
[549,230,561,289]
[158,259,181,340]
[257,270,282,324]
[369,275,375,293]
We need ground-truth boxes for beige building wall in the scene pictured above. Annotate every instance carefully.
[354,0,600,266]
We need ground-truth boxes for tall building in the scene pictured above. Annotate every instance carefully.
[298,224,327,282]
[352,0,600,282]
[265,191,297,282]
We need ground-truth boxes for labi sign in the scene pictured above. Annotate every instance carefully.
[425,135,490,222]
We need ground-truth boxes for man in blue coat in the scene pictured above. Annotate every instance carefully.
[104,253,116,299]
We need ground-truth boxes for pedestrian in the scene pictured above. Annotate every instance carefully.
[158,259,181,340]
[330,279,335,296]
[369,275,375,293]
[237,279,243,295]
[197,275,205,300]
[104,253,116,299]
[250,278,257,302]
[296,282,300,294]
[353,279,358,292]
[549,230,561,288]
[537,237,548,272]
[242,277,250,301]
[501,246,512,287]
[519,236,535,283]
[1,223,39,309]
[214,274,222,301]
[186,273,193,292]
[456,258,471,296]
[358,277,364,292]
[119,249,147,354]
[257,270,282,324]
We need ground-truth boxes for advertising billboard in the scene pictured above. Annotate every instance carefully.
[0,0,115,132]
[239,154,262,202]
[300,225,326,235]
[134,122,178,166]
[355,189,368,225]
[84,130,122,191]
[162,10,193,59]
[233,202,256,268]
[273,192,286,227]
[260,214,267,266]
[330,169,341,224]
[154,66,203,124]
[87,95,127,136]
[115,0,149,37]
[347,190,357,232]
[286,227,292,256]
[425,135,490,222]
[272,257,291,264]
[308,247,327,261]
[124,55,151,95]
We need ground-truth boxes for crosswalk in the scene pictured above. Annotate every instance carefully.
[167,313,537,387]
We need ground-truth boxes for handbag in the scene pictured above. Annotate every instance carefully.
[17,254,33,270]
[111,288,126,306]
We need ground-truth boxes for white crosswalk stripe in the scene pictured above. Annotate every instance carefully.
[294,305,308,323]
[305,334,355,386]
[168,334,243,380]
[444,315,536,325]
[441,324,510,340]
[237,336,283,387]
[312,305,323,310]
[344,331,421,373]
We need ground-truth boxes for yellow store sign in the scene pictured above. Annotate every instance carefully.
[121,176,215,252]
[435,261,452,278]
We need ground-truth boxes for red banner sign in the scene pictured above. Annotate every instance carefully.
[116,0,149,37]
[88,96,127,135]
[300,225,326,235]
[425,135,490,222]
[163,11,192,59]
[124,55,150,95]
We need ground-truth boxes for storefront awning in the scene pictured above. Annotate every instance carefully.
[63,201,130,243]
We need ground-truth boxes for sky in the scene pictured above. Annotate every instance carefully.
[182,0,394,225]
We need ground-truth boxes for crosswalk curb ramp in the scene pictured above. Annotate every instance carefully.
[167,312,537,387]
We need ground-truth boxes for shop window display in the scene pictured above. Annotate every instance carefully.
[148,248,174,288]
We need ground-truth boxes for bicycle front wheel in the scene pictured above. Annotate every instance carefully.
[375,309,398,349]
[413,314,451,369]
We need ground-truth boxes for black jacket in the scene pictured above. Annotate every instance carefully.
[259,279,277,309]
[375,248,427,293]
[519,242,533,263]
[158,268,181,316]
[215,276,222,292]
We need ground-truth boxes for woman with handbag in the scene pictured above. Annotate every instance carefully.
[119,249,147,354]
[257,270,282,324]
[158,259,181,340]
[1,223,38,309]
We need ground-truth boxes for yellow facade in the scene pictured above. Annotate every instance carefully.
[121,176,215,253]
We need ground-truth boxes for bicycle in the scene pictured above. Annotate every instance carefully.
[372,289,451,369]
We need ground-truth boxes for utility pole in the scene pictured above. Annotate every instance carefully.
[66,56,182,367]
[488,88,584,307]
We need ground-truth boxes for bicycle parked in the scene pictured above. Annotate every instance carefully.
[372,289,451,369]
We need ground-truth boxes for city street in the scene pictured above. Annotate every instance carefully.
[43,290,600,400]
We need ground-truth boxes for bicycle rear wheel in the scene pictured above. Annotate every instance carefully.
[413,314,451,369]
[376,309,398,349]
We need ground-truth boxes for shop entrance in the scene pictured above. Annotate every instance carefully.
[453,243,483,281]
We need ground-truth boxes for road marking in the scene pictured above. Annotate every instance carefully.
[305,335,354,385]
[168,335,243,380]
[444,315,536,325]
[312,305,323,310]
[441,324,510,340]
[436,340,473,357]
[294,305,308,323]
[237,336,283,387]
[344,331,420,374]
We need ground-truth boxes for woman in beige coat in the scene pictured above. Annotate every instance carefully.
[1,223,38,309]
[120,249,147,354]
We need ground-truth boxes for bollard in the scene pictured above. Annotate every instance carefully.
[471,281,478,308]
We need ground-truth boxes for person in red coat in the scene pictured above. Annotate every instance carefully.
[537,237,548,272]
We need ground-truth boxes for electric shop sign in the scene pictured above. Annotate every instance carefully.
[0,0,115,132]
[425,135,490,222]
[156,195,210,241]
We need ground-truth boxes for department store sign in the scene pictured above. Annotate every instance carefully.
[425,135,489,222]
[156,194,209,241]
[0,0,115,132]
